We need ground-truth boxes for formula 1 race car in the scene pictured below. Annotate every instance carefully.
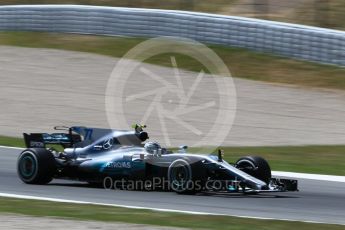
[17,125,298,194]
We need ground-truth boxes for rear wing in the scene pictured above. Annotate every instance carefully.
[23,124,149,148]
[23,126,81,148]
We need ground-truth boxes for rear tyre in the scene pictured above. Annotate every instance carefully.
[235,156,271,184]
[17,148,56,184]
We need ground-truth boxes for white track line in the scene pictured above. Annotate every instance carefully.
[272,171,345,183]
[1,145,345,182]
[0,192,343,225]
[0,145,24,150]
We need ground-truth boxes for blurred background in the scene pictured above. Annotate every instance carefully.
[1,0,344,30]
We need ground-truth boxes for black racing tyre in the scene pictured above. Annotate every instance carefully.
[17,148,56,184]
[235,156,271,184]
[168,159,205,195]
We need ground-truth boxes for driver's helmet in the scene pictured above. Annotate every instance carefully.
[144,141,161,154]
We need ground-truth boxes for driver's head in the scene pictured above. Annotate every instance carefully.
[144,141,161,154]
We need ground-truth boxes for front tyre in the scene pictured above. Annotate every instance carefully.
[17,148,56,184]
[235,156,271,184]
[168,159,205,195]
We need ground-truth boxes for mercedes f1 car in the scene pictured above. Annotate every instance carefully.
[17,125,298,194]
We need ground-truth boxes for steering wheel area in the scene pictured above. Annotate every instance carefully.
[102,138,114,150]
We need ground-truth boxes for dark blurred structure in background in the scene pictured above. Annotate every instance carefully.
[1,0,344,30]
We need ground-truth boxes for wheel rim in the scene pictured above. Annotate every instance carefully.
[19,155,36,178]
[170,163,190,191]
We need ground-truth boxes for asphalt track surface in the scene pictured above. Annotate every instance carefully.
[1,46,345,146]
[1,147,345,225]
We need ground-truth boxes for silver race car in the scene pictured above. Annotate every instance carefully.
[17,125,298,194]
